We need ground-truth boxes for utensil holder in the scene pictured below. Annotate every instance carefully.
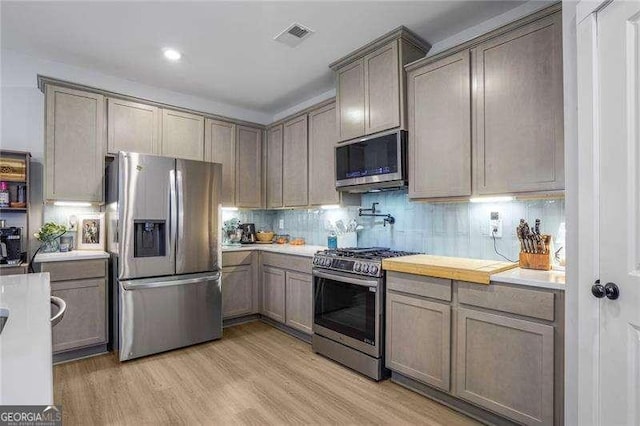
[337,232,357,249]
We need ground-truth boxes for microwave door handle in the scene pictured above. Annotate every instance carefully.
[313,269,378,288]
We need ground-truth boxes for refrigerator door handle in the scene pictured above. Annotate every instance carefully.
[176,167,184,271]
[169,168,178,272]
[122,271,221,291]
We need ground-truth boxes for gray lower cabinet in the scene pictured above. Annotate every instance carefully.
[282,115,308,207]
[284,271,313,334]
[41,259,108,354]
[266,124,284,208]
[45,85,105,203]
[107,97,160,155]
[161,108,205,161]
[386,292,451,391]
[222,265,253,319]
[473,11,563,194]
[385,272,562,426]
[262,266,286,322]
[236,125,263,208]
[455,308,554,426]
[407,50,471,199]
[205,118,236,207]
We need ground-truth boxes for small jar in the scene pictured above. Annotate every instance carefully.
[0,182,9,208]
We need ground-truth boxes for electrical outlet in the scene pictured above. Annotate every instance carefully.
[279,219,284,230]
[489,211,502,238]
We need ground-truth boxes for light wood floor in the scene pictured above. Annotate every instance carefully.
[54,321,480,425]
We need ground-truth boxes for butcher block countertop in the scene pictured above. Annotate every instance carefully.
[382,255,518,285]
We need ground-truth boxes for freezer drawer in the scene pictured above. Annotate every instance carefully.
[118,272,222,361]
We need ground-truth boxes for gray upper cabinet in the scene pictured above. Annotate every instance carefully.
[473,11,564,195]
[284,271,313,334]
[205,118,236,207]
[236,125,263,208]
[266,124,284,208]
[262,266,286,323]
[107,98,160,155]
[336,60,366,141]
[282,115,308,207]
[331,28,430,143]
[386,291,451,391]
[161,108,204,161]
[309,102,340,205]
[456,307,555,426]
[364,41,400,135]
[408,50,471,199]
[45,85,105,202]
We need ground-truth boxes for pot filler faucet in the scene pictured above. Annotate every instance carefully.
[358,202,395,227]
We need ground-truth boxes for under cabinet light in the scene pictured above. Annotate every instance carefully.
[221,207,238,212]
[53,201,92,207]
[469,196,514,203]
[321,205,340,210]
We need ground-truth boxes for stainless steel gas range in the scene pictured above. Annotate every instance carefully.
[312,247,416,380]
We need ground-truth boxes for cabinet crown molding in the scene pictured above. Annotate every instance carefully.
[329,26,431,71]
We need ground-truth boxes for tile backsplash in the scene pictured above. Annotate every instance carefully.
[225,189,565,262]
[41,190,564,262]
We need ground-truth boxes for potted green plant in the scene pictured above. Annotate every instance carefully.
[34,222,68,253]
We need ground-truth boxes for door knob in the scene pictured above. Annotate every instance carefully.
[592,280,606,298]
[605,282,620,300]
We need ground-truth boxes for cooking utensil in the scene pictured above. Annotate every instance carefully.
[335,220,347,234]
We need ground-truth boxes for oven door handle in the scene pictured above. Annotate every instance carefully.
[313,269,379,288]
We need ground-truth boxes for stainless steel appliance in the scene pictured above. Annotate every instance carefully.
[0,227,23,265]
[239,223,256,244]
[106,152,223,361]
[335,129,407,192]
[312,247,416,380]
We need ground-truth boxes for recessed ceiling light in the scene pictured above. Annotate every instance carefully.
[163,48,181,61]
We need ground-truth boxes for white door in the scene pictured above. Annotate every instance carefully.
[578,1,640,425]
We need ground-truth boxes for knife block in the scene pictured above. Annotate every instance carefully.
[519,235,553,271]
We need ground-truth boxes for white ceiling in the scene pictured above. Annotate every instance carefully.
[1,1,525,117]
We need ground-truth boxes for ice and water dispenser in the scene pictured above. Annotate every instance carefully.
[133,220,166,257]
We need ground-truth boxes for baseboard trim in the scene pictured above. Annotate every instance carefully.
[391,372,518,426]
[259,317,312,344]
[223,314,261,328]
[53,344,109,365]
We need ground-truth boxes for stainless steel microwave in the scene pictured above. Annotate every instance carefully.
[335,129,407,192]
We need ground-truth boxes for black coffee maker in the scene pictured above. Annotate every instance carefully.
[0,227,23,265]
[239,223,256,244]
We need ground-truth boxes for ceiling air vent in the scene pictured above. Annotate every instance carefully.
[274,23,314,48]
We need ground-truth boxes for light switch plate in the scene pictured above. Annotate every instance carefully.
[279,219,284,230]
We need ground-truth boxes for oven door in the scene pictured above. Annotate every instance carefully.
[313,268,382,358]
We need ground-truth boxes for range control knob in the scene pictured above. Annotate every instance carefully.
[313,258,319,265]
[353,262,361,272]
[325,258,333,267]
[361,263,369,273]
[369,265,379,276]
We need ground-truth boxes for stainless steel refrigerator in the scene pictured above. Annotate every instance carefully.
[106,152,222,361]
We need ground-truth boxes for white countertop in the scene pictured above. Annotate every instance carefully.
[490,267,565,291]
[34,250,109,263]
[222,244,326,258]
[0,273,53,405]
